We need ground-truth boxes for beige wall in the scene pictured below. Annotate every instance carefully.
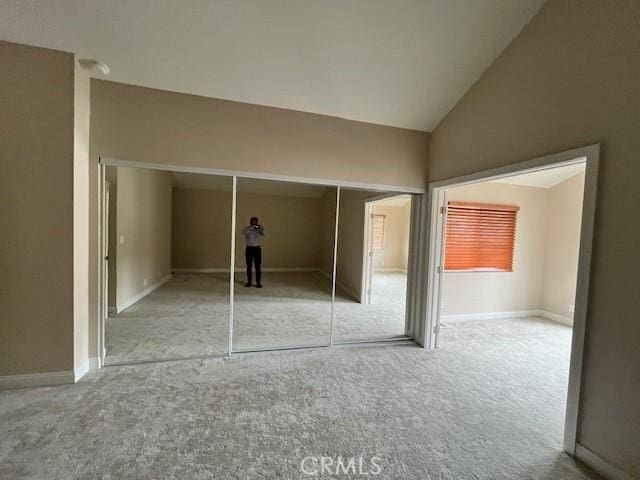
[335,189,376,300]
[318,188,338,275]
[73,58,91,371]
[542,173,585,319]
[234,191,323,270]
[429,0,640,474]
[90,80,429,189]
[372,203,411,271]
[441,182,547,315]
[0,41,75,375]
[172,187,233,269]
[116,167,172,311]
[172,186,337,273]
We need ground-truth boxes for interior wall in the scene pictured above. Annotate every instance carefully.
[428,0,640,475]
[336,190,377,300]
[90,80,429,189]
[372,203,411,272]
[73,58,91,372]
[106,166,118,309]
[441,182,547,315]
[318,188,338,276]
[0,41,75,376]
[234,191,323,270]
[171,187,232,269]
[115,167,172,311]
[542,173,585,320]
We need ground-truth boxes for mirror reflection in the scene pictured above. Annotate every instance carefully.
[233,179,336,351]
[333,189,413,342]
[105,167,231,363]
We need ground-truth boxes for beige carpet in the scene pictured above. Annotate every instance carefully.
[1,317,599,479]
[106,272,407,363]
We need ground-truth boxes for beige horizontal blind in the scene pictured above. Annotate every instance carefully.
[444,201,519,272]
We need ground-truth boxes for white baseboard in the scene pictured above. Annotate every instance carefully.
[537,309,573,326]
[575,444,634,480]
[440,309,574,326]
[372,267,407,273]
[172,267,319,274]
[440,310,540,323]
[74,356,99,382]
[117,274,171,313]
[0,370,75,389]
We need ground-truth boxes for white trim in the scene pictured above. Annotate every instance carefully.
[537,310,573,326]
[74,356,98,382]
[575,444,634,480]
[440,309,573,326]
[99,157,426,194]
[228,176,237,356]
[116,274,171,313]
[0,370,75,389]
[329,187,341,346]
[172,267,320,274]
[421,144,600,458]
[372,267,407,273]
[441,310,541,323]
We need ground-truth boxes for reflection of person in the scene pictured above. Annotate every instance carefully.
[242,217,264,288]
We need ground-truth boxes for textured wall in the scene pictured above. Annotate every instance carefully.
[115,167,172,311]
[429,0,640,475]
[542,173,585,319]
[0,41,75,375]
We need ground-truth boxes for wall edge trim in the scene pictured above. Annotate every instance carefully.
[575,444,634,480]
[116,274,172,313]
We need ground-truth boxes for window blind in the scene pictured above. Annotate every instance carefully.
[444,201,519,272]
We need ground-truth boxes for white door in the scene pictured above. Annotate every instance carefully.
[433,190,448,348]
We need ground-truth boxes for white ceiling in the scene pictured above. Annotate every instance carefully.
[0,0,544,131]
[490,162,585,189]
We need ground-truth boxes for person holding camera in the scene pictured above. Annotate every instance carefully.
[242,216,264,288]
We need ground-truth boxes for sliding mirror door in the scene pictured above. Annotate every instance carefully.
[232,179,337,351]
[333,189,414,343]
[105,167,232,363]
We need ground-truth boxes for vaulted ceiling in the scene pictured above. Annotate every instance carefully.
[1,0,544,131]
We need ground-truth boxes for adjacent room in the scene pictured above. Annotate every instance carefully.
[431,161,587,450]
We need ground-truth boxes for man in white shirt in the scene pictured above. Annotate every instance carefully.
[242,216,264,288]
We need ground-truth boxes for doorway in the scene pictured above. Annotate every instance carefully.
[422,145,600,456]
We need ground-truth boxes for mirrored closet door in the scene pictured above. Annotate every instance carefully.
[232,178,337,351]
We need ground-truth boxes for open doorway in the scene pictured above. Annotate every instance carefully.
[423,145,599,457]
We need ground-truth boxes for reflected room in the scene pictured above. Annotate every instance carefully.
[105,167,232,363]
[232,179,337,351]
[333,189,413,342]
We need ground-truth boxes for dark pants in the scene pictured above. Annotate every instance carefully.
[245,246,262,285]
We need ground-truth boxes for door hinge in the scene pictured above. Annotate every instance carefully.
[433,324,440,334]
[440,206,446,214]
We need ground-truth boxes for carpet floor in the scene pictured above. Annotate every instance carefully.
[0,317,599,479]
[106,272,407,363]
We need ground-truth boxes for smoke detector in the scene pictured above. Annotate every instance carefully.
[78,59,110,76]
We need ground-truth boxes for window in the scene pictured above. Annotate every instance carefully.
[372,214,386,250]
[444,201,519,272]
